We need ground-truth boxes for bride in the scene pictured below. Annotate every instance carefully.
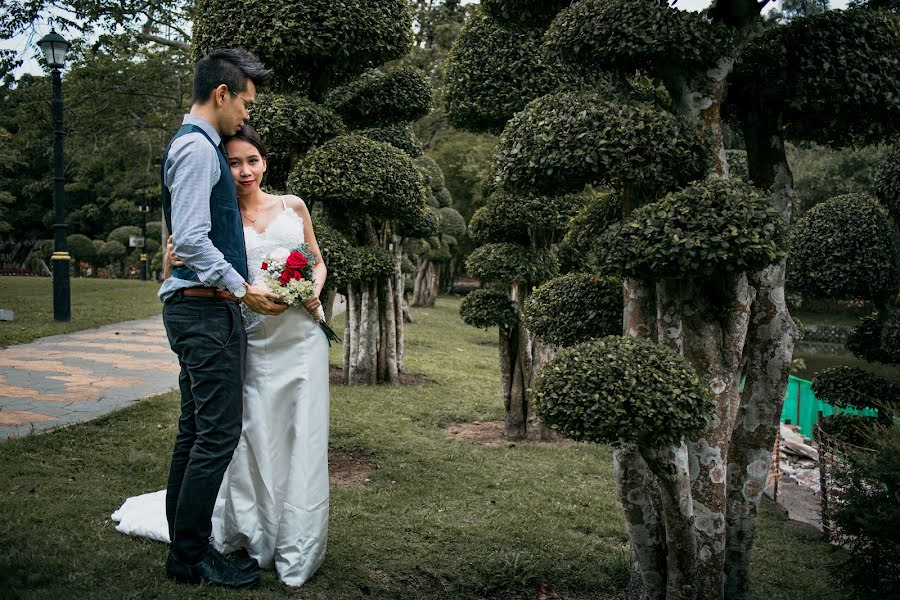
[113,124,330,587]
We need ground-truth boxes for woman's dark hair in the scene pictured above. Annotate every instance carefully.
[226,124,268,160]
[193,47,272,104]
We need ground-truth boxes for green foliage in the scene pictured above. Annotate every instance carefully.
[811,366,898,414]
[438,207,466,238]
[874,147,900,221]
[544,0,735,76]
[466,242,558,285]
[831,425,900,597]
[398,205,442,240]
[727,150,749,181]
[788,144,891,213]
[345,245,396,284]
[107,226,141,247]
[459,287,517,329]
[481,0,572,26]
[415,155,446,191]
[601,178,784,281]
[847,314,894,364]
[145,221,162,242]
[523,273,623,347]
[789,194,898,301]
[469,190,587,246]
[294,135,427,226]
[314,222,353,293]
[533,336,714,447]
[358,123,424,158]
[325,66,432,128]
[67,234,96,264]
[251,93,346,190]
[560,190,622,270]
[879,309,900,364]
[428,132,498,223]
[733,10,900,147]
[192,0,413,92]
[444,11,564,133]
[434,188,453,208]
[98,240,126,259]
[817,414,883,448]
[494,91,711,195]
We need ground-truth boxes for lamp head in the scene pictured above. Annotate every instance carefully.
[37,30,70,69]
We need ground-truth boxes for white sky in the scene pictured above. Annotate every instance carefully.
[1,0,853,78]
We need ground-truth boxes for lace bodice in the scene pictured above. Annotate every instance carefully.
[241,198,305,329]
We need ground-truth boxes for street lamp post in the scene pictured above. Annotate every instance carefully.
[37,30,72,322]
[140,195,149,281]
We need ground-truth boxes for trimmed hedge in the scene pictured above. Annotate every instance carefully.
[192,0,413,92]
[544,0,735,76]
[466,242,558,285]
[600,178,784,281]
[294,135,427,223]
[468,205,529,246]
[251,93,346,189]
[438,207,466,238]
[314,222,353,294]
[482,0,572,26]
[398,205,442,240]
[459,287,517,330]
[789,193,898,302]
[726,149,749,182]
[434,187,453,208]
[816,413,881,448]
[812,366,899,413]
[846,314,893,364]
[494,91,711,195]
[732,10,900,147]
[874,147,900,221]
[358,123,424,158]
[533,335,714,447]
[561,190,622,262]
[522,273,623,347]
[325,66,432,128]
[107,226,141,247]
[415,155,446,192]
[880,309,900,364]
[444,11,565,133]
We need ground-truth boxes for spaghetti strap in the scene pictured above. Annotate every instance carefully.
[280,196,288,211]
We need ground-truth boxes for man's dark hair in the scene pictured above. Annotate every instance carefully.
[192,48,272,104]
[226,124,268,160]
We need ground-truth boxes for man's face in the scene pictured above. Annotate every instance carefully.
[221,79,256,136]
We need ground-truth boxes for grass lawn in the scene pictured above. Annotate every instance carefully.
[0,276,163,347]
[0,298,844,599]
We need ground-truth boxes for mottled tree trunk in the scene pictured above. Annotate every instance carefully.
[322,288,338,324]
[725,117,797,600]
[412,258,440,307]
[342,278,402,385]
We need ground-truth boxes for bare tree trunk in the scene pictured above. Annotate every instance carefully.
[413,259,439,307]
[725,122,797,600]
[498,324,515,434]
[344,284,359,385]
[384,275,400,384]
[393,240,406,373]
[640,444,697,600]
[323,288,337,324]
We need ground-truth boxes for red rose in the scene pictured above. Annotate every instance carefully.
[261,261,268,270]
[279,268,302,285]
[285,251,308,272]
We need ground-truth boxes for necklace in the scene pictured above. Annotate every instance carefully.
[241,210,257,224]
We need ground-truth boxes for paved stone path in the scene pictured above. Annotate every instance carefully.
[0,316,178,440]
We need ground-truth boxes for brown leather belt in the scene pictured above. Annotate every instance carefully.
[177,287,239,302]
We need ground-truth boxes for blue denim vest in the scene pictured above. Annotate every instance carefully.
[161,124,249,283]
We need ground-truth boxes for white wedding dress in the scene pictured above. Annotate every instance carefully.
[113,199,330,587]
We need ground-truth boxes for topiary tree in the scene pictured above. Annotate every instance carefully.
[98,240,126,276]
[194,0,433,385]
[446,2,900,598]
[67,233,96,276]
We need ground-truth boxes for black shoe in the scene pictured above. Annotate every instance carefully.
[208,545,260,572]
[166,548,261,589]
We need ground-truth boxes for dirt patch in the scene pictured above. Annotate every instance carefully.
[444,420,576,448]
[329,367,434,386]
[329,448,377,488]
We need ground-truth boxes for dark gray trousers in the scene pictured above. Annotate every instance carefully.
[162,294,245,563]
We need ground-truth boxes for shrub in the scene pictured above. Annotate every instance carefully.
[466,242,558,285]
[415,155,446,191]
[522,273,623,347]
[325,66,432,128]
[98,240,126,259]
[732,10,900,147]
[468,205,528,246]
[482,0,572,26]
[145,221,163,241]
[789,194,898,302]
[107,226,141,247]
[438,207,466,238]
[812,366,898,415]
[726,149,749,181]
[494,91,712,196]
[880,309,900,364]
[67,234,96,264]
[314,223,353,294]
[434,188,453,208]
[398,205,441,240]
[533,335,714,447]
[601,178,784,281]
[560,190,622,265]
[294,135,426,224]
[192,0,413,91]
[873,147,900,221]
[847,314,893,364]
[459,288,517,329]
[358,123,423,158]
[817,413,881,448]
[544,0,735,76]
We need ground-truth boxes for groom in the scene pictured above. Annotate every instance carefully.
[159,47,286,588]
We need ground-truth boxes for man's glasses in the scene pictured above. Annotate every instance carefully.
[229,89,254,115]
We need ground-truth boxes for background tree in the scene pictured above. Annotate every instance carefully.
[446,1,900,598]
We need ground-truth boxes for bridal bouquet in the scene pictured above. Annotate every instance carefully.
[259,244,341,345]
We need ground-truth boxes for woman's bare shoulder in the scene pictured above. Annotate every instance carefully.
[282,194,310,217]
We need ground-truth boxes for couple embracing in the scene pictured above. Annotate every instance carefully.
[113,48,329,589]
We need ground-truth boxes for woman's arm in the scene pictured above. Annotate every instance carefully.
[285,196,327,309]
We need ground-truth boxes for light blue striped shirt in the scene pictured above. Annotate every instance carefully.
[158,115,247,302]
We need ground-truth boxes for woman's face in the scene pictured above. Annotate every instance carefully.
[226,138,266,195]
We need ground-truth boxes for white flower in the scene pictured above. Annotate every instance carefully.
[269,247,290,262]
